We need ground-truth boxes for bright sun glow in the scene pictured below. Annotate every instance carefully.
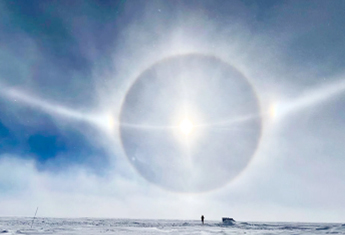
[179,118,194,135]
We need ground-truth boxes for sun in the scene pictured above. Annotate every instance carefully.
[179,118,194,135]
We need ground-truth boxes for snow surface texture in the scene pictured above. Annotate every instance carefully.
[0,218,344,234]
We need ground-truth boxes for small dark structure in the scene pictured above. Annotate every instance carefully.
[222,217,235,224]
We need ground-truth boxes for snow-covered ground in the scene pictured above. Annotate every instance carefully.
[0,217,344,234]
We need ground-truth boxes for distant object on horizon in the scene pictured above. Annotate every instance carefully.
[222,217,235,224]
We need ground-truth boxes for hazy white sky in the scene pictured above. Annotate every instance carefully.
[0,0,345,222]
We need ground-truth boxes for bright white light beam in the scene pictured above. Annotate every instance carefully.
[0,83,107,129]
[195,113,261,127]
[2,76,345,133]
[0,83,177,132]
[275,78,345,119]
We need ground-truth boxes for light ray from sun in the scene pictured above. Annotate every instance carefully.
[0,83,107,128]
[0,84,263,135]
[195,113,261,128]
[272,77,345,120]
[2,76,345,137]
[208,127,259,132]
[120,122,177,129]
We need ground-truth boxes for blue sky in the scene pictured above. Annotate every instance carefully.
[1,0,345,222]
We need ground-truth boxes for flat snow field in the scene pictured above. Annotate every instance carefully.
[0,217,344,234]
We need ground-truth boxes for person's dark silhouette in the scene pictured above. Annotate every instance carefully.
[201,215,204,224]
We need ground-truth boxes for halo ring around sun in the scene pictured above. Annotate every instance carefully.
[119,53,262,193]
